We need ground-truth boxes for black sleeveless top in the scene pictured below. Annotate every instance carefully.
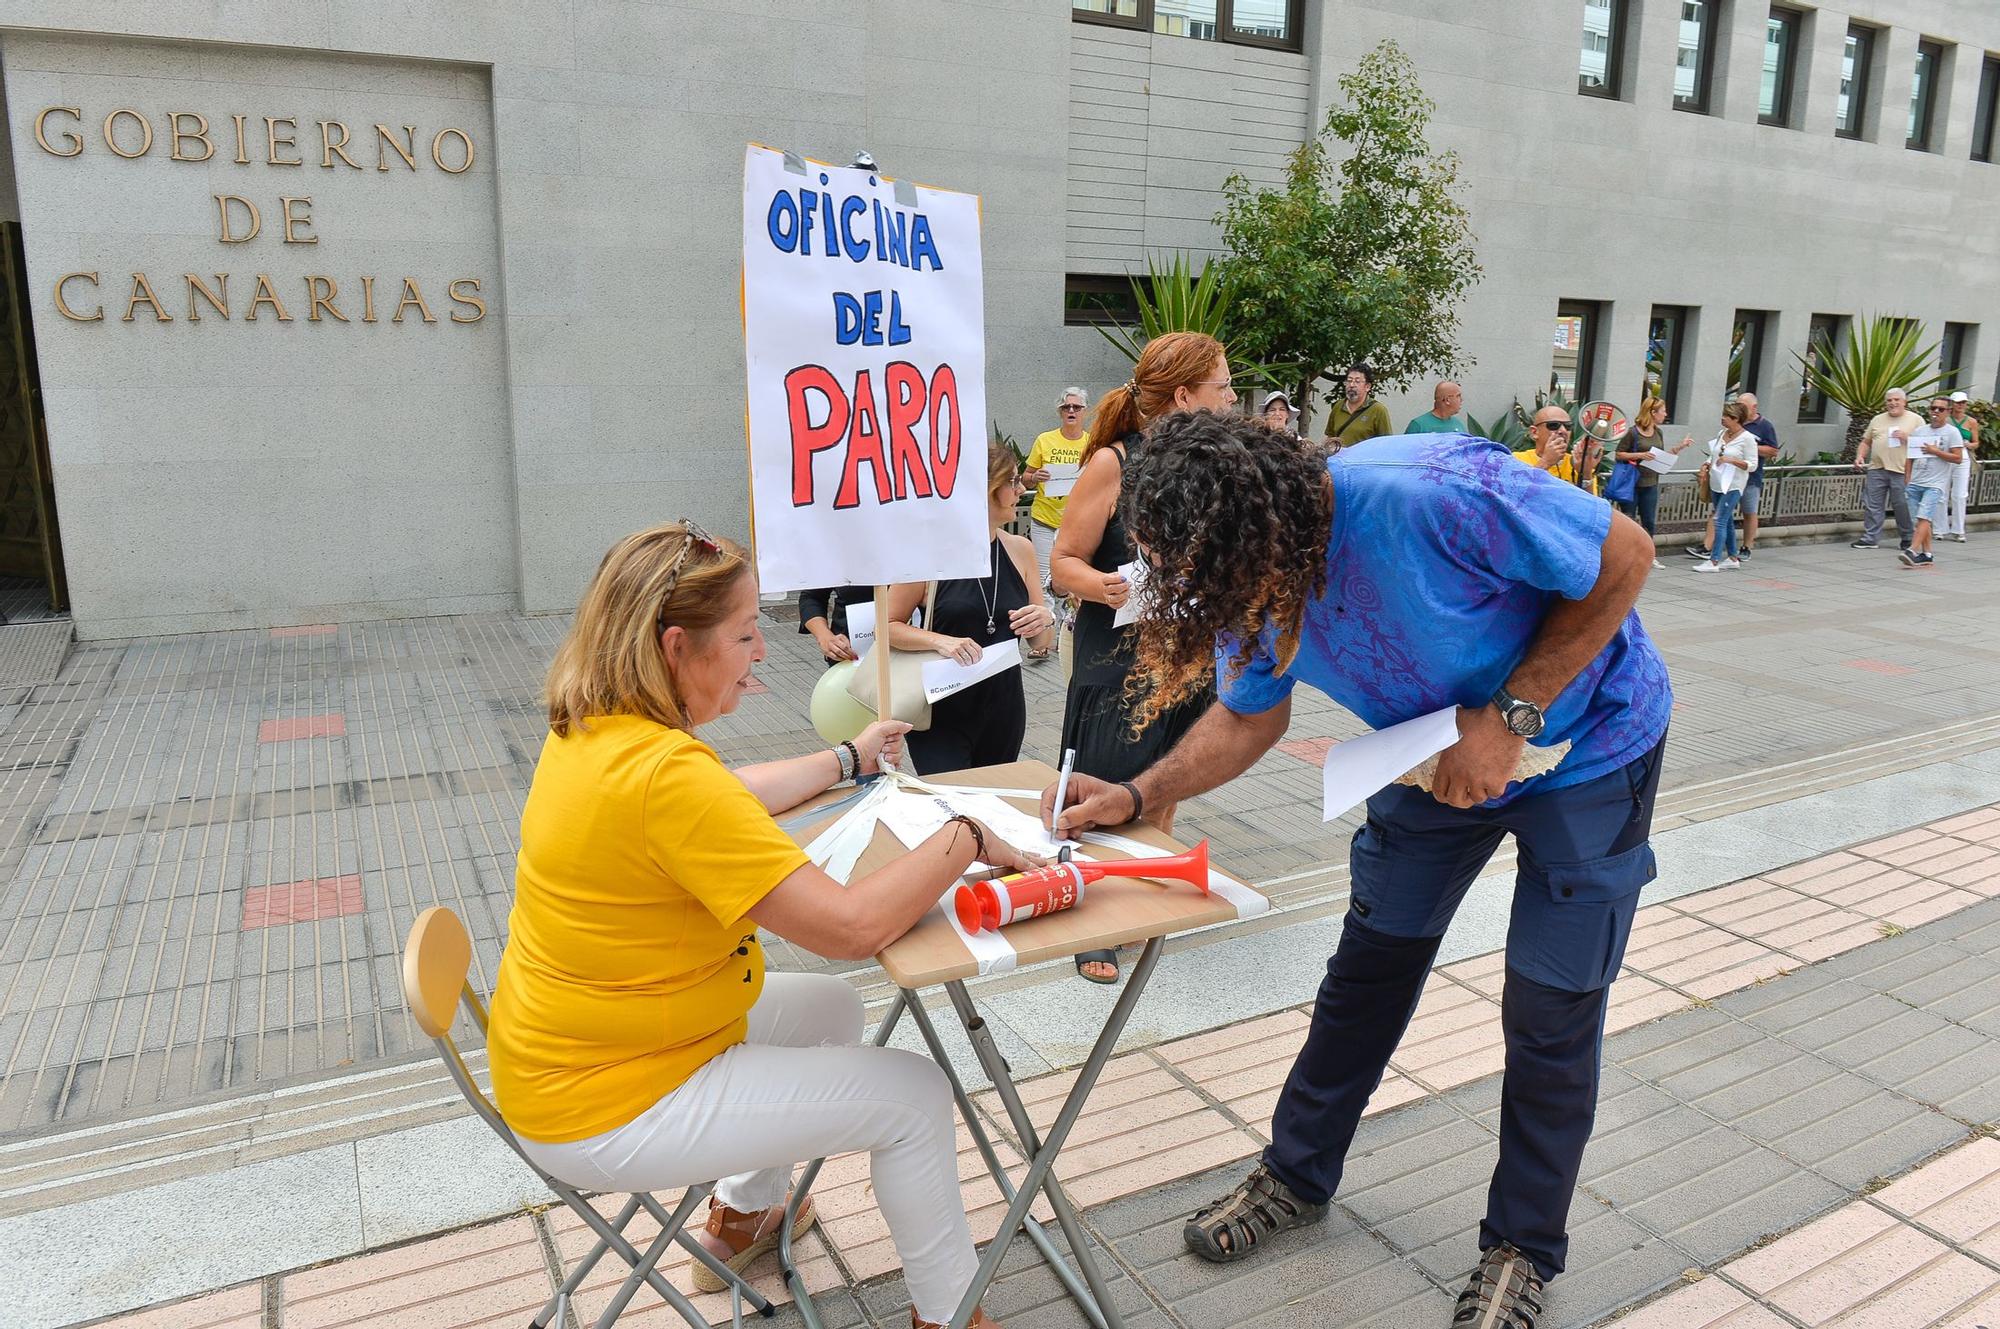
[930,537,1029,646]
[1070,435,1141,689]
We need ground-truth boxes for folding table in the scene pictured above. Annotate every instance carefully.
[774,760,1267,1329]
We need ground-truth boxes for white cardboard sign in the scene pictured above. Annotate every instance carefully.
[742,145,990,594]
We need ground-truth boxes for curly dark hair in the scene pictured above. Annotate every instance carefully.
[1120,411,1332,727]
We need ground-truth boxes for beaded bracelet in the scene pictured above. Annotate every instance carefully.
[840,739,862,780]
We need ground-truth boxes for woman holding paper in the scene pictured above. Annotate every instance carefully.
[488,522,1042,1329]
[1051,330,1230,983]
[1688,400,1757,573]
[887,440,1055,774]
[1611,396,1689,566]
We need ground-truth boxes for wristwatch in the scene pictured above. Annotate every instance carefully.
[1490,685,1545,738]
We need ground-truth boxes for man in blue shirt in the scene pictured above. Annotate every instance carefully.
[1045,416,1667,1325]
[1736,392,1780,558]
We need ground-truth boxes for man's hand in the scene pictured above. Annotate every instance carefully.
[1535,434,1567,469]
[1431,705,1528,809]
[1040,772,1137,835]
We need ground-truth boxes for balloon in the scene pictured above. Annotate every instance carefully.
[811,661,878,745]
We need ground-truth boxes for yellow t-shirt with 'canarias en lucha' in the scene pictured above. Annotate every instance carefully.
[488,715,810,1143]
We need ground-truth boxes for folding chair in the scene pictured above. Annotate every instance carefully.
[400,906,779,1329]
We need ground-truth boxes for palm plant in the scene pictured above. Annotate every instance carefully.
[1094,252,1239,363]
[1792,316,1952,462]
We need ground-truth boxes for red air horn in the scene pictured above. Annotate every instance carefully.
[952,841,1211,933]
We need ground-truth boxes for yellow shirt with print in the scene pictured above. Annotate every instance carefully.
[1025,428,1088,528]
[489,715,809,1143]
[1511,447,1600,495]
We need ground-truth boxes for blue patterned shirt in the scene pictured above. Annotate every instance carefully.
[1215,435,1672,804]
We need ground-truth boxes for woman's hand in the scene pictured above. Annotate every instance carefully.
[935,636,982,666]
[963,819,1050,873]
[1676,437,1695,453]
[813,627,856,661]
[1022,467,1051,486]
[1099,572,1130,608]
[1008,603,1053,639]
[852,720,911,775]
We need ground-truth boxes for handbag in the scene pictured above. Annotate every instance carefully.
[845,583,938,731]
[1605,459,1640,504]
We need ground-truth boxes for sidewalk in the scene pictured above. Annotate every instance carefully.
[45,802,2000,1329]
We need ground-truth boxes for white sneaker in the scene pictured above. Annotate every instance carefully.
[1719,558,1741,570]
[1652,559,1666,569]
[1692,561,1723,573]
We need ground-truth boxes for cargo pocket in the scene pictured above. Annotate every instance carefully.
[1516,841,1657,992]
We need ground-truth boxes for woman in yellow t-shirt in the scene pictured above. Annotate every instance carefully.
[488,522,1040,1329]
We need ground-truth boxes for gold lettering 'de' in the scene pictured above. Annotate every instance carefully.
[215,195,261,243]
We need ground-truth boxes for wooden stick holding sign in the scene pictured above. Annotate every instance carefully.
[741,143,989,759]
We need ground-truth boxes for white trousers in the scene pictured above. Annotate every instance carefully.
[1941,462,1972,536]
[1030,521,1059,592]
[517,973,978,1321]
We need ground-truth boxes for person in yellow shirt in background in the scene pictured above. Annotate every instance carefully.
[1512,405,1602,494]
[1022,387,1090,659]
[487,522,1043,1329]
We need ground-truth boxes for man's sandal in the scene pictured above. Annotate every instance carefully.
[1182,1163,1327,1262]
[689,1195,816,1293]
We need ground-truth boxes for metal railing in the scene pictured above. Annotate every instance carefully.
[1652,460,1998,533]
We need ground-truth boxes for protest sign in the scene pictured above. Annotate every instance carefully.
[741,145,989,594]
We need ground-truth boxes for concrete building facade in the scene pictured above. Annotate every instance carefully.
[0,1,1994,638]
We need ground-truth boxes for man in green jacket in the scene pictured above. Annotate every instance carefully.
[1324,363,1393,450]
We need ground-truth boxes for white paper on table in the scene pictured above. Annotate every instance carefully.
[1040,463,1081,497]
[1112,559,1154,628]
[843,601,876,659]
[1320,708,1462,823]
[1640,447,1680,474]
[922,639,1022,702]
[876,788,1062,862]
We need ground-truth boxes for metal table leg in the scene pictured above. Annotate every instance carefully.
[901,989,1109,1329]
[778,991,909,1329]
[940,936,1167,1329]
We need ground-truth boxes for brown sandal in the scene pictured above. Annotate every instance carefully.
[912,1308,1000,1328]
[689,1195,816,1293]
[1182,1163,1326,1262]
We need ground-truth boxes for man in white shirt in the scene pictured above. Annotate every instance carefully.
[1852,389,1919,550]
[1902,398,1966,567]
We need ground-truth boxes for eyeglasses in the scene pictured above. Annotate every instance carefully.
[1534,420,1572,432]
[1059,404,1084,413]
[657,519,720,634]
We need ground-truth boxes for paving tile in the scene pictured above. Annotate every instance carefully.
[240,874,365,929]
[1875,1136,2000,1259]
[88,1283,264,1329]
[281,1215,550,1328]
[257,714,348,743]
[1609,1276,1793,1328]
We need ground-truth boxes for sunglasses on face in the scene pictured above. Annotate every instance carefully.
[1535,420,1572,432]
[1060,405,1083,413]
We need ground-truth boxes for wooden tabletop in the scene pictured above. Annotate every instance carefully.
[785,759,1265,988]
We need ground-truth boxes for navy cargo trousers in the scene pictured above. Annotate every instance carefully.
[1262,736,1666,1281]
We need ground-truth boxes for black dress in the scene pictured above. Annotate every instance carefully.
[1061,436,1213,785]
[907,538,1030,775]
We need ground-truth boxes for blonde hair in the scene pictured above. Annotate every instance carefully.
[544,522,751,737]
[1085,331,1228,462]
[1720,401,1748,426]
[1637,395,1667,430]
[986,437,1019,501]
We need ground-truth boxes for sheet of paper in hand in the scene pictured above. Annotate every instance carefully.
[1112,558,1154,628]
[1641,447,1680,474]
[922,639,1022,702]
[1040,462,1081,497]
[1320,708,1462,822]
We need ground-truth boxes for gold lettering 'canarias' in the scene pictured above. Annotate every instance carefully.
[53,271,491,327]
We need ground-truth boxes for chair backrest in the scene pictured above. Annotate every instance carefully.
[403,905,473,1038]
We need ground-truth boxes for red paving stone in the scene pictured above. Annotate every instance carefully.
[241,875,365,929]
[268,624,339,638]
[1747,577,1801,590]
[257,713,347,742]
[93,1285,264,1329]
[1274,735,1336,766]
[1842,658,1919,676]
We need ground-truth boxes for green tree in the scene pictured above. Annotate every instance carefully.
[1214,39,1481,432]
[1792,316,1951,462]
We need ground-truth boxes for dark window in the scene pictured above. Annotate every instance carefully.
[1761,8,1804,126]
[1838,25,1877,139]
[1072,0,1303,50]
[1645,305,1693,418]
[1974,56,2000,163]
[1063,274,1148,327]
[1798,313,1849,423]
[1674,1,1720,114]
[1941,322,1977,390]
[1579,0,1629,99]
[1731,310,1773,395]
[1909,40,1945,150]
[1553,300,1605,401]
